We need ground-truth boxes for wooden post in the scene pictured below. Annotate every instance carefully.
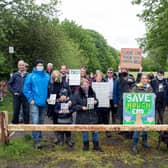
[0,111,9,144]
[8,124,168,132]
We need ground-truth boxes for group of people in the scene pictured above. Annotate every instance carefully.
[7,59,168,153]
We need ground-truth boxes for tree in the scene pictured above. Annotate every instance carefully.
[132,0,168,70]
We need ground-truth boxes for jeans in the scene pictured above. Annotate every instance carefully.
[12,94,29,124]
[30,104,46,143]
[133,131,147,139]
[82,131,99,142]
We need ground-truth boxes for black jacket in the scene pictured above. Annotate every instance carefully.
[73,87,98,124]
[151,78,168,104]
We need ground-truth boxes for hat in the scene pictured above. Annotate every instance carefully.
[59,88,68,97]
[34,59,44,67]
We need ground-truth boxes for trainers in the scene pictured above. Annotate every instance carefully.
[34,142,42,149]
[66,139,73,147]
[131,145,138,154]
[142,143,151,149]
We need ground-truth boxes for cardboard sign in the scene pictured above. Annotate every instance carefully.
[69,69,81,86]
[123,93,155,125]
[92,82,110,108]
[120,48,142,69]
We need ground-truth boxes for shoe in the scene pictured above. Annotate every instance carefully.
[131,145,138,154]
[142,143,151,149]
[83,141,89,151]
[53,137,59,144]
[59,141,64,146]
[66,139,73,147]
[93,141,103,152]
[34,142,42,149]
[106,131,111,138]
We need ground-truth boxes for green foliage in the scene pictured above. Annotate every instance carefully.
[0,1,119,74]
[133,0,168,71]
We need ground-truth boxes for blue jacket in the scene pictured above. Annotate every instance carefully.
[23,69,50,107]
[7,71,28,95]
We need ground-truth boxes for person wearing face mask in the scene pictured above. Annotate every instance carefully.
[131,74,153,153]
[23,59,50,149]
[73,79,103,152]
[7,60,29,124]
[151,70,168,124]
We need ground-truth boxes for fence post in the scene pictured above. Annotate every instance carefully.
[0,111,9,145]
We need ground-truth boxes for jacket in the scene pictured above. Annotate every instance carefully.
[55,98,73,124]
[23,69,50,107]
[7,71,28,95]
[73,86,98,124]
[151,78,168,104]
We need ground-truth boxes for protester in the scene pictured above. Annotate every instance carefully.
[46,63,54,75]
[55,88,73,147]
[104,68,118,124]
[93,71,109,125]
[7,60,29,124]
[73,79,102,151]
[131,74,153,153]
[151,70,168,124]
[23,59,50,149]
[47,70,71,143]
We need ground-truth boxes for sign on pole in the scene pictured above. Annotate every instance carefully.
[69,69,81,86]
[9,46,14,54]
[92,82,110,108]
[123,93,155,125]
[120,48,142,69]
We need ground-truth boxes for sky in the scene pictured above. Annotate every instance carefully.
[59,0,146,50]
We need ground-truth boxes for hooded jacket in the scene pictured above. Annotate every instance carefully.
[23,69,50,107]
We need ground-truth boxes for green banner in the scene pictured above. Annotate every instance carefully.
[123,93,155,125]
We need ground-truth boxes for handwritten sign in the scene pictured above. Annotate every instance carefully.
[120,48,142,69]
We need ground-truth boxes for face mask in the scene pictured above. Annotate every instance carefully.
[36,66,44,71]
[157,76,163,80]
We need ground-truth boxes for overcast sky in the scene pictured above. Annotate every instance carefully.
[59,0,146,50]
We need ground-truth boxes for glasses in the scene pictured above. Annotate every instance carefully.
[107,71,113,74]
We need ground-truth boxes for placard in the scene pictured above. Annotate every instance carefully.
[47,94,56,105]
[123,93,155,125]
[120,48,142,69]
[69,69,81,86]
[92,82,110,108]
[87,98,95,110]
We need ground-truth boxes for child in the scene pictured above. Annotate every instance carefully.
[54,88,73,147]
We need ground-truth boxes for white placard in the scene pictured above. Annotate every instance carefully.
[60,103,69,113]
[47,94,56,105]
[87,97,95,110]
[9,46,14,54]
[69,69,81,86]
[92,82,110,108]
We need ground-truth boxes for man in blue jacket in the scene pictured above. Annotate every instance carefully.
[8,60,29,124]
[23,59,50,149]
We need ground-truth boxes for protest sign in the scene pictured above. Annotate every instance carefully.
[92,82,110,108]
[123,93,155,125]
[69,69,81,86]
[120,48,142,69]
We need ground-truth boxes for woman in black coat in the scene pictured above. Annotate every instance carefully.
[73,78,102,151]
